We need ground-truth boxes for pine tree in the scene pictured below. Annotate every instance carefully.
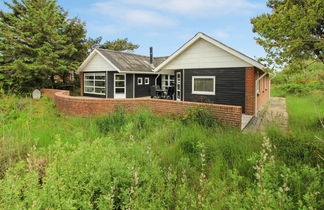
[0,0,87,92]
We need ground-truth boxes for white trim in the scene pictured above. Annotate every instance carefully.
[120,71,157,74]
[176,72,181,101]
[192,76,216,95]
[114,73,126,99]
[77,49,121,73]
[154,32,265,72]
[137,77,143,85]
[144,77,150,85]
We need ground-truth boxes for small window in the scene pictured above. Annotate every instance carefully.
[144,77,150,85]
[137,77,143,85]
[192,76,215,95]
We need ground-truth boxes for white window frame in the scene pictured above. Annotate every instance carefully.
[144,77,150,85]
[162,74,175,89]
[84,72,106,95]
[192,76,216,95]
[137,77,143,85]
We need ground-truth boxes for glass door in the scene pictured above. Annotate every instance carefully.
[114,74,126,99]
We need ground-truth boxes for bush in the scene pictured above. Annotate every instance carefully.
[180,106,217,127]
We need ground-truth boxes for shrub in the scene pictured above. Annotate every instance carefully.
[180,106,217,127]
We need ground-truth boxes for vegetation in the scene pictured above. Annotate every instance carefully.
[251,0,324,68]
[0,0,140,94]
[0,0,88,92]
[86,37,140,53]
[0,94,322,209]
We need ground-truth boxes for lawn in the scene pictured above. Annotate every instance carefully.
[0,93,323,209]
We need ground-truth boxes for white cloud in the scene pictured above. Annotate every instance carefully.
[91,1,176,27]
[123,0,260,16]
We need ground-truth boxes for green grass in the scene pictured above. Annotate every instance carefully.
[0,94,323,209]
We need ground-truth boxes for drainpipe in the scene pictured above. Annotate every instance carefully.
[155,73,161,87]
[255,72,268,116]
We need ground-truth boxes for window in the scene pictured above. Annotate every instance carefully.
[137,77,143,85]
[162,74,175,89]
[192,76,215,95]
[84,73,106,95]
[144,77,150,85]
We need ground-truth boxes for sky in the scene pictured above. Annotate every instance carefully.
[0,0,270,58]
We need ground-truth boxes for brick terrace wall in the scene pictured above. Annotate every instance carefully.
[245,67,255,115]
[41,89,242,129]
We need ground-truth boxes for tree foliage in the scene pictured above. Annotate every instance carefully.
[0,0,88,92]
[251,0,324,68]
[85,37,139,54]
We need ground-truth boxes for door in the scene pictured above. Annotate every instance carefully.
[114,74,126,99]
[176,72,181,101]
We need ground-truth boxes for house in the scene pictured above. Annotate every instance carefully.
[77,33,270,116]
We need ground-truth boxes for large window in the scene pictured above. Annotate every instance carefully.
[162,74,175,89]
[192,76,215,95]
[84,73,106,95]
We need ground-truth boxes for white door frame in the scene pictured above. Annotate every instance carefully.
[176,72,181,101]
[114,73,126,99]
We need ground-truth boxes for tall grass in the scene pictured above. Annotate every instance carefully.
[0,95,323,209]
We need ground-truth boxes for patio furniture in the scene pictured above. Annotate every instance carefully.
[166,86,175,99]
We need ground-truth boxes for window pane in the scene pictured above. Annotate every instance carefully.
[85,87,94,93]
[95,88,105,94]
[170,75,175,80]
[115,81,125,87]
[115,75,125,80]
[194,78,214,92]
[85,81,94,86]
[115,88,125,93]
[85,75,94,80]
[95,81,105,87]
[95,76,105,80]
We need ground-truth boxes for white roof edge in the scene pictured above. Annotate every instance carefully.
[77,49,121,73]
[154,32,265,72]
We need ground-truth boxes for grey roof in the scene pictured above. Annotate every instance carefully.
[97,48,168,73]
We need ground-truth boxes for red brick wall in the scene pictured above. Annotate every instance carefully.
[41,89,242,129]
[245,67,255,115]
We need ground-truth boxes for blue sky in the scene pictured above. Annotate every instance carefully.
[1,0,270,58]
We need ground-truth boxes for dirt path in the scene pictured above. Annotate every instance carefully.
[244,97,289,133]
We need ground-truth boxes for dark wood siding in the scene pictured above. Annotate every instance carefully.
[183,68,245,111]
[134,74,157,97]
[107,71,118,98]
[126,74,134,98]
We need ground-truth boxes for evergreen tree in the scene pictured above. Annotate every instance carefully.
[0,0,87,92]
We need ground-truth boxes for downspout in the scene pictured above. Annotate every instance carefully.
[155,73,161,87]
[255,72,268,116]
